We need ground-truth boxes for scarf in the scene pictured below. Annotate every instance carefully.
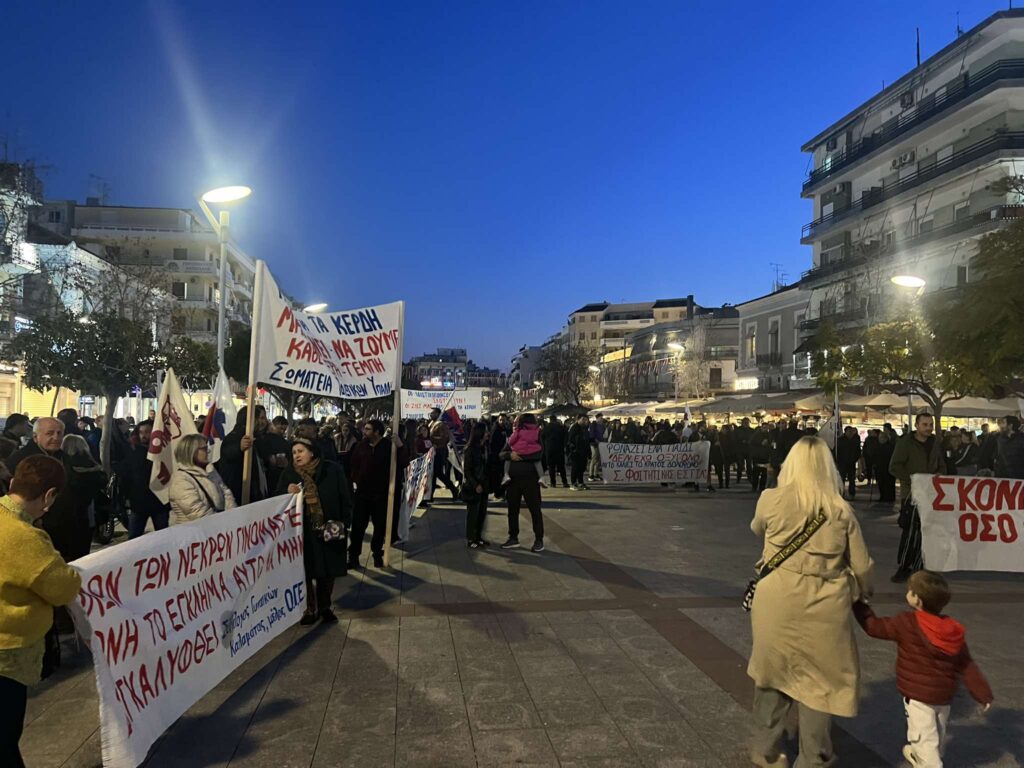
[296,458,324,527]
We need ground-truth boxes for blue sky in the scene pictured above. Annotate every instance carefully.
[2,0,1004,368]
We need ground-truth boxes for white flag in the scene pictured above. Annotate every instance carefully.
[817,414,838,451]
[202,368,237,465]
[684,404,693,423]
[148,368,198,503]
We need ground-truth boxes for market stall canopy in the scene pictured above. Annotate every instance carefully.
[650,398,716,415]
[540,403,590,418]
[940,397,1020,418]
[701,393,805,414]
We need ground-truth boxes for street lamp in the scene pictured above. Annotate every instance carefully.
[198,185,252,368]
[303,302,328,314]
[667,341,685,351]
[891,274,926,289]
[588,365,601,373]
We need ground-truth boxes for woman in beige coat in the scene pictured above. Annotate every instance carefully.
[748,436,873,768]
[169,434,237,524]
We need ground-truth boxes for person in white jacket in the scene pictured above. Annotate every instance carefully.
[169,434,237,524]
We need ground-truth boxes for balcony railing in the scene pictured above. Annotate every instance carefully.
[165,259,217,275]
[799,306,868,332]
[756,353,783,369]
[804,59,1024,191]
[802,204,1024,282]
[802,132,1024,240]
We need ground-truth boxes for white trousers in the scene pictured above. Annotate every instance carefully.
[904,697,951,767]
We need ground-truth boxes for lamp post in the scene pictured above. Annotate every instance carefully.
[891,273,927,425]
[198,185,252,368]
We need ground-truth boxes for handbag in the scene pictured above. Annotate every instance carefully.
[742,509,827,612]
[321,520,346,543]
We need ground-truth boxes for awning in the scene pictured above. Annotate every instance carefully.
[941,397,1020,418]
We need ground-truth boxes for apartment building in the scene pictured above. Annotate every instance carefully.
[799,8,1024,340]
[735,283,814,392]
[567,296,698,353]
[36,200,256,344]
[510,345,544,390]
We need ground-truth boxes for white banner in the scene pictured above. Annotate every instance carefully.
[69,495,306,767]
[397,447,435,541]
[148,368,198,504]
[400,388,484,419]
[598,442,710,484]
[255,266,402,399]
[912,473,1024,572]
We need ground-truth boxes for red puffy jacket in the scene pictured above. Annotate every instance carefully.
[853,603,992,706]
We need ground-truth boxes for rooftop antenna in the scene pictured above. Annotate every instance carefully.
[770,263,788,292]
[956,11,963,37]
[916,27,921,67]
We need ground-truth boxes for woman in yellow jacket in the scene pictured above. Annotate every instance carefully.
[0,454,82,768]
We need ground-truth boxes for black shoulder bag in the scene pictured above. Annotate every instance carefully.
[742,509,827,612]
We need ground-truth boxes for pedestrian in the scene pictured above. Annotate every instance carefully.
[995,415,1024,478]
[428,408,459,498]
[462,421,490,548]
[116,420,171,538]
[502,413,545,487]
[0,414,31,466]
[889,413,943,583]
[59,434,106,560]
[278,437,353,624]
[748,436,874,768]
[566,415,591,490]
[836,426,862,498]
[296,418,339,464]
[542,415,568,488]
[749,425,771,493]
[587,413,606,481]
[861,428,879,487]
[708,427,727,489]
[0,455,82,768]
[487,415,510,498]
[168,434,236,524]
[349,420,393,568]
[977,422,998,473]
[872,430,897,503]
[734,417,754,485]
[55,408,82,438]
[853,570,992,767]
[500,431,546,553]
[258,416,291,495]
[217,406,269,504]
[953,430,979,476]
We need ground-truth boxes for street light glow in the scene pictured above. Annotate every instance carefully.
[891,274,926,289]
[668,342,685,351]
[303,302,328,314]
[201,185,252,203]
[588,365,601,372]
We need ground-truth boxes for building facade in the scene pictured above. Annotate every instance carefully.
[799,9,1024,341]
[510,345,544,391]
[735,283,814,392]
[36,200,256,344]
[567,297,698,353]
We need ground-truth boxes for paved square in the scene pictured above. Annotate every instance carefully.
[21,486,1024,767]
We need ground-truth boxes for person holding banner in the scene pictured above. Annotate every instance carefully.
[0,455,82,768]
[278,437,353,624]
[218,406,269,504]
[168,434,237,523]
[748,436,874,768]
[889,414,943,584]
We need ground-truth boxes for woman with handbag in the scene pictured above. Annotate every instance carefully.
[169,434,237,524]
[278,437,354,625]
[747,436,874,768]
[462,421,489,548]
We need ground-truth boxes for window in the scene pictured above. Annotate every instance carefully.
[206,318,213,331]
[661,311,669,319]
[768,322,780,356]
[709,368,723,389]
[794,313,805,349]
[884,231,895,249]
[173,247,188,260]
[47,210,62,223]
[954,201,970,223]
[590,332,597,340]
[821,201,835,218]
[957,265,968,286]
[745,326,757,362]
[171,282,186,299]
[591,315,598,322]
[918,217,934,234]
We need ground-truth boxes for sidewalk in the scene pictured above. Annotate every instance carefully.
[21,484,1024,767]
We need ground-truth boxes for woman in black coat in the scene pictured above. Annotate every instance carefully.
[277,438,354,625]
[462,422,489,548]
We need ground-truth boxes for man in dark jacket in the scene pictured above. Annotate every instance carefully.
[542,417,568,488]
[995,415,1024,479]
[295,418,338,464]
[116,420,170,538]
[872,430,897,503]
[218,405,269,504]
[733,418,753,485]
[566,416,592,490]
[889,413,942,582]
[776,420,804,467]
[836,426,862,498]
[349,419,393,568]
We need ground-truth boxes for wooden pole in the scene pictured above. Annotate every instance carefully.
[241,260,265,506]
[382,301,405,567]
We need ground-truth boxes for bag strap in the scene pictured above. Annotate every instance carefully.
[756,509,827,580]
[189,472,222,512]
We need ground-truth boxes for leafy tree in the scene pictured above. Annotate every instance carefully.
[162,336,217,392]
[811,320,862,399]
[2,307,87,415]
[538,338,600,406]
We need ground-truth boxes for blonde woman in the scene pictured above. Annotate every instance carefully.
[748,436,874,768]
[169,434,237,524]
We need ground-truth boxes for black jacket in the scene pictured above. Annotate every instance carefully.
[117,444,169,518]
[462,442,488,493]
[541,421,567,458]
[218,425,266,503]
[836,434,862,467]
[276,460,354,527]
[996,432,1024,479]
[350,438,392,497]
[567,424,591,458]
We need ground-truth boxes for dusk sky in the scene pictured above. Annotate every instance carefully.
[2,1,999,369]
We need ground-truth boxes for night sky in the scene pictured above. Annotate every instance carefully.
[2,0,996,368]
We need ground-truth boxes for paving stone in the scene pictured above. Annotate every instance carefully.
[547,723,639,761]
[468,699,543,731]
[473,728,560,766]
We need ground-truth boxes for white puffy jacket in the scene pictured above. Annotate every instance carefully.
[169,466,237,524]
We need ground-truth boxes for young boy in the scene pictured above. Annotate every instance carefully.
[853,570,993,768]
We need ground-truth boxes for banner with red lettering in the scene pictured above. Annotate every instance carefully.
[912,474,1024,572]
[598,442,710,484]
[255,266,402,398]
[69,494,307,767]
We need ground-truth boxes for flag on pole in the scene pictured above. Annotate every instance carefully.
[684,404,693,423]
[202,368,237,464]
[148,367,198,504]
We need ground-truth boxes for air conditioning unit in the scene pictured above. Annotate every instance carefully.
[189,277,198,283]
[900,150,916,165]
[891,158,901,170]
[825,137,838,151]
[900,92,915,108]
[832,184,846,195]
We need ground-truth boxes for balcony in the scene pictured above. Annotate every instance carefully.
[802,132,1024,241]
[756,353,783,369]
[799,306,868,333]
[600,317,654,328]
[801,204,1024,284]
[804,59,1024,192]
[165,259,217,275]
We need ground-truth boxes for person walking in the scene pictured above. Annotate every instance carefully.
[168,434,237,524]
[428,408,459,498]
[462,421,490,548]
[749,425,772,493]
[748,436,874,768]
[0,455,83,768]
[889,413,943,583]
[567,415,592,490]
[542,416,568,488]
[278,437,353,624]
[348,420,393,568]
[708,427,727,489]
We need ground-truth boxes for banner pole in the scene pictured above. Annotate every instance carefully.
[241,260,265,505]
[382,300,405,567]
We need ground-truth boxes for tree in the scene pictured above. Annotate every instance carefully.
[538,338,599,405]
[811,320,863,398]
[2,306,88,415]
[162,336,217,392]
[0,162,41,263]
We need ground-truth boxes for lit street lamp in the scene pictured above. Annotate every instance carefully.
[303,302,328,314]
[198,185,252,368]
[891,273,927,422]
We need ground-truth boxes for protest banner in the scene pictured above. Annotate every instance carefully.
[598,442,710,484]
[69,495,306,768]
[253,265,402,399]
[400,388,484,419]
[912,473,1024,572]
[397,446,434,541]
[148,368,197,504]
